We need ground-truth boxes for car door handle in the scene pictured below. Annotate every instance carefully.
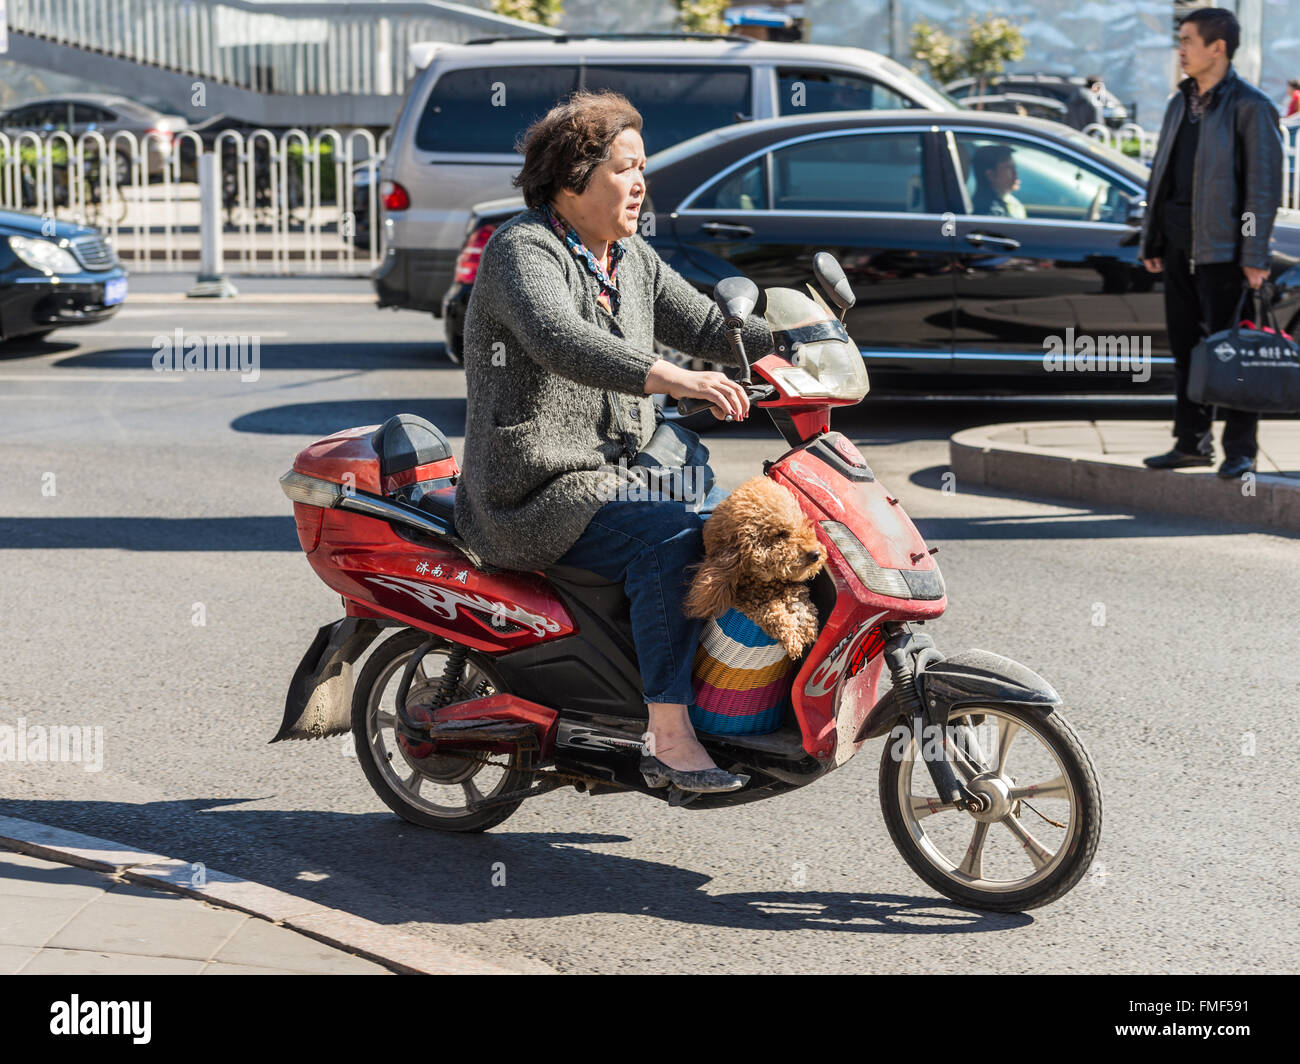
[699,222,754,238]
[966,232,1021,250]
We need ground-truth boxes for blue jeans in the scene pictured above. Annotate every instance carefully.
[556,483,727,705]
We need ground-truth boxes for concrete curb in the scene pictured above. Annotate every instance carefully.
[0,815,554,976]
[949,422,1300,532]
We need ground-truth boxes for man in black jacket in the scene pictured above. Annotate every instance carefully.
[1140,8,1284,479]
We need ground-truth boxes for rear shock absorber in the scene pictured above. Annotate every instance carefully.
[394,639,467,742]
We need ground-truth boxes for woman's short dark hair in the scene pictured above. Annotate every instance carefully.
[512,91,643,210]
[1180,7,1240,60]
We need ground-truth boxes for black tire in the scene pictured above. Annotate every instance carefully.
[879,702,1101,912]
[351,628,531,832]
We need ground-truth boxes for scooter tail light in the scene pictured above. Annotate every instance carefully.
[453,223,497,285]
[293,503,324,553]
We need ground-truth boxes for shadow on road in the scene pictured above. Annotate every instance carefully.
[0,516,298,550]
[231,398,467,437]
[51,342,455,373]
[0,799,1031,939]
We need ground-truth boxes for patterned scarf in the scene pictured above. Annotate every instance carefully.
[1184,77,1219,123]
[541,202,624,318]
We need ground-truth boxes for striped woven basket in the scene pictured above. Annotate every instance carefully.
[689,608,795,736]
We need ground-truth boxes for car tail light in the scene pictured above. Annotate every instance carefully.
[381,180,410,211]
[147,128,174,147]
[453,224,497,285]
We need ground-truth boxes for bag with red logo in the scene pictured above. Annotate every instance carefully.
[1188,284,1300,413]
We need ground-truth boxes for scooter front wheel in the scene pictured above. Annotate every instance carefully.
[878,702,1101,912]
[351,628,532,832]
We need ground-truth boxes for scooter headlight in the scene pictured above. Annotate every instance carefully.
[820,521,945,600]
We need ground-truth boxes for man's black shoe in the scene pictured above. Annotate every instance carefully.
[1143,449,1214,469]
[1217,455,1255,479]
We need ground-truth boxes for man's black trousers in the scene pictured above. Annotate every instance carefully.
[1161,244,1259,459]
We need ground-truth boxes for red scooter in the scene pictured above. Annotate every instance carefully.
[275,254,1101,912]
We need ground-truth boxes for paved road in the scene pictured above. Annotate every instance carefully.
[2,290,1297,974]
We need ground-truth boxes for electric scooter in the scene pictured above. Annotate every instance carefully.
[275,254,1101,912]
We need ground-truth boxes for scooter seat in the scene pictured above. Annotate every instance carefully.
[415,484,458,534]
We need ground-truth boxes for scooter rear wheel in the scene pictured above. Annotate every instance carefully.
[351,628,532,832]
[878,702,1101,912]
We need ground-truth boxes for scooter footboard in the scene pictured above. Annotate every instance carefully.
[272,618,385,742]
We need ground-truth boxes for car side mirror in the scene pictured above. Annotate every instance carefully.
[1126,199,1147,226]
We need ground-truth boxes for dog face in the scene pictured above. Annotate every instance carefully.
[719,477,824,584]
[686,477,825,620]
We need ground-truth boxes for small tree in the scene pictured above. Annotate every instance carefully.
[910,13,1026,100]
[964,14,1026,99]
[492,0,564,27]
[675,0,729,35]
[910,21,963,86]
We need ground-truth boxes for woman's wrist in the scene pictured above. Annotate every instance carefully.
[644,358,684,397]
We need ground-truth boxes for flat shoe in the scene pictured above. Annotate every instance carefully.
[639,754,749,793]
[1217,455,1256,479]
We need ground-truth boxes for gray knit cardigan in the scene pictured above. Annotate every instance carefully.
[453,207,773,571]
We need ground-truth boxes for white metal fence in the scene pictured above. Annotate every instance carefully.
[3,122,1298,277]
[0,127,388,274]
[1083,121,1300,212]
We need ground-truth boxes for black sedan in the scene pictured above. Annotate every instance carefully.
[444,109,1300,387]
[0,210,127,342]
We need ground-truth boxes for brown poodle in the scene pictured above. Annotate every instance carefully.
[684,476,825,658]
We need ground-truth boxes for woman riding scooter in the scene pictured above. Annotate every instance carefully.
[453,90,775,794]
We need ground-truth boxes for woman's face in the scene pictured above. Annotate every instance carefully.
[555,127,646,245]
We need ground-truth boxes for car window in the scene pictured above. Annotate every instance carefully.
[73,104,115,124]
[414,66,580,153]
[692,157,767,211]
[952,133,1134,222]
[771,132,929,213]
[583,65,751,156]
[777,69,917,115]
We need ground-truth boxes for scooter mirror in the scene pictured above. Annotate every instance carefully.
[813,251,856,312]
[713,276,759,328]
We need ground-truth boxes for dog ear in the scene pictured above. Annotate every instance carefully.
[683,548,741,619]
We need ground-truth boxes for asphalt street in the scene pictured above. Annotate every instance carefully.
[1,285,1297,974]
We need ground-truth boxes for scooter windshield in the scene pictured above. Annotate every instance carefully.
[763,287,870,401]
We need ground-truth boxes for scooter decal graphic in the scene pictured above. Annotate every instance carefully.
[364,575,561,637]
[804,611,886,698]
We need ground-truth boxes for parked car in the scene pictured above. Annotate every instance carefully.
[0,209,128,341]
[374,33,961,320]
[0,94,188,183]
[944,74,1130,129]
[444,109,1300,389]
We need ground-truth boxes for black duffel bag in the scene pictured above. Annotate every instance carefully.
[1188,284,1300,413]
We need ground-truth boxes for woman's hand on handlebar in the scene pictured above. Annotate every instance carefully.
[645,359,749,421]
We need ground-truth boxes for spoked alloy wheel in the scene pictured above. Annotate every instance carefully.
[879,703,1101,912]
[351,629,531,832]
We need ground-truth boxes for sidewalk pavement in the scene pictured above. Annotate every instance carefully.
[0,848,390,974]
[949,419,1300,531]
[0,816,552,975]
